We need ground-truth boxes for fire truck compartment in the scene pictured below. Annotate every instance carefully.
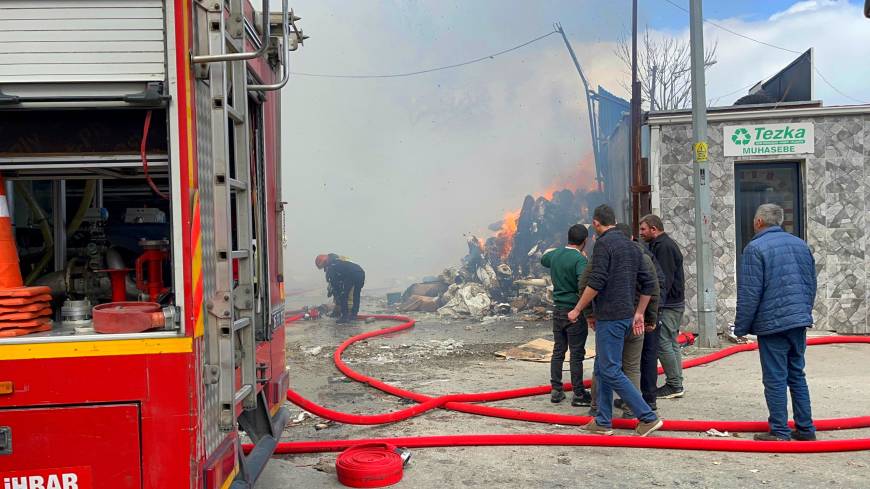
[0,403,142,488]
[0,107,181,340]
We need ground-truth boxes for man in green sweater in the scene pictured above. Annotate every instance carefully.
[541,224,593,406]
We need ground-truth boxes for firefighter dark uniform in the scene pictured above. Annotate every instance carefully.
[316,254,365,323]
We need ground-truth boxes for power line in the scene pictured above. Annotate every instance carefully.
[660,0,867,104]
[661,0,802,54]
[290,30,559,79]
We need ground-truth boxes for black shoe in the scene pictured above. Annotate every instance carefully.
[753,432,790,441]
[571,390,592,407]
[791,430,817,441]
[613,398,626,410]
[655,385,685,399]
[336,317,350,324]
[550,389,566,404]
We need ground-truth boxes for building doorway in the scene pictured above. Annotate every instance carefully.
[734,162,805,264]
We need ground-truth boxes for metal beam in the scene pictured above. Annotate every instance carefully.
[554,23,603,190]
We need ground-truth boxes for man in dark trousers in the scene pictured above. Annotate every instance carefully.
[315,254,366,324]
[584,223,663,418]
[639,214,686,400]
[734,203,817,442]
[569,205,663,437]
[541,224,592,407]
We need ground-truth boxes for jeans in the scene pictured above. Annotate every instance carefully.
[550,308,588,395]
[590,329,643,410]
[657,307,684,389]
[594,318,657,427]
[758,327,815,439]
[640,325,659,404]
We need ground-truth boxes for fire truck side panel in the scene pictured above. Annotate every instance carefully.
[0,350,197,489]
[0,404,142,488]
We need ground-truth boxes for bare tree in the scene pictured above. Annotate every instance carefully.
[616,28,717,111]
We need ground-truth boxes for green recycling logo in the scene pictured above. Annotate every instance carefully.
[731,127,752,145]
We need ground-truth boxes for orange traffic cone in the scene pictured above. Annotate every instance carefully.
[0,174,23,289]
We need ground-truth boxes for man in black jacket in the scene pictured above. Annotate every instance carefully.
[569,205,663,437]
[639,214,686,399]
[316,254,366,324]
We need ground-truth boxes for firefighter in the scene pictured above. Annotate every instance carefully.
[315,254,366,324]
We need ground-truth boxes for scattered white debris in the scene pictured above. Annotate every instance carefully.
[292,411,312,424]
[705,428,732,437]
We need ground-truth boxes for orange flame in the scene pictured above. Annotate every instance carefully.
[490,154,597,262]
[497,210,520,259]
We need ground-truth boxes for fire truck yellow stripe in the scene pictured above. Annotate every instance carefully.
[220,467,239,489]
[192,192,205,337]
[0,338,193,360]
[181,0,195,188]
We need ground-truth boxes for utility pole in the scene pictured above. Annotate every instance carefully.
[630,0,643,235]
[689,0,719,348]
[650,65,658,112]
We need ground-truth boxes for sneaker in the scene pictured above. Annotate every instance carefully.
[571,390,592,407]
[587,407,598,417]
[582,420,613,436]
[790,430,817,441]
[635,418,664,437]
[754,432,790,442]
[550,389,566,404]
[655,385,685,399]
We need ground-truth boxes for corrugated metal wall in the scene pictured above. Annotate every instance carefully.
[0,0,165,84]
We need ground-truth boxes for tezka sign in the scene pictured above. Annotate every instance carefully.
[724,122,814,157]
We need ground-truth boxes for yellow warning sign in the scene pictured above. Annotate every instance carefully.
[694,141,709,162]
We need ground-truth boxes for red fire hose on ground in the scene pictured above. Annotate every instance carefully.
[245,314,870,457]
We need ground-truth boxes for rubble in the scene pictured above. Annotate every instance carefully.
[437,283,492,318]
[397,295,439,313]
[393,188,595,320]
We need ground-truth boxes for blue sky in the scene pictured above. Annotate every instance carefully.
[645,0,804,29]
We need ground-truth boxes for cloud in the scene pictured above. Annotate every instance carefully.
[699,1,868,105]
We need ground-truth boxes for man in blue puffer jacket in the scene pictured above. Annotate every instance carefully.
[734,203,817,442]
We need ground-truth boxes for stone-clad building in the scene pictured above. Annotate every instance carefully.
[647,101,869,334]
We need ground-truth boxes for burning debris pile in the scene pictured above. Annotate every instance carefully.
[398,189,596,320]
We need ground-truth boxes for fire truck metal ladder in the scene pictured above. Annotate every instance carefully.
[200,0,260,431]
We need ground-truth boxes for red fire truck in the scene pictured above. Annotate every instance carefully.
[0,1,302,487]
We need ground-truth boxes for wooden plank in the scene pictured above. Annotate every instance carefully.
[0,41,165,54]
[495,338,596,363]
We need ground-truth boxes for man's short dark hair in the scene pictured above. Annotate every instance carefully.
[640,214,664,232]
[568,224,588,245]
[614,222,632,239]
[593,204,616,226]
